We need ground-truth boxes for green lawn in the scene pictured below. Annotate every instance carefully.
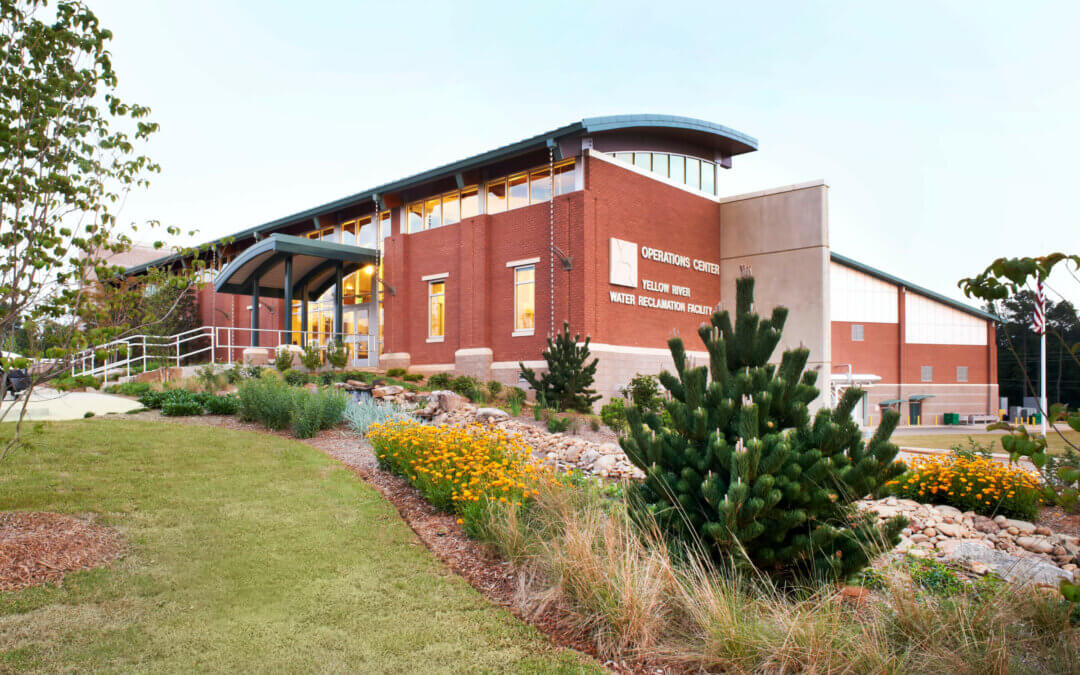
[892,429,1080,455]
[0,420,596,673]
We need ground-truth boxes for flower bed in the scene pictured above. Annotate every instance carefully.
[887,454,1042,519]
[367,419,554,529]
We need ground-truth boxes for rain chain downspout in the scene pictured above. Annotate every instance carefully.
[548,145,555,337]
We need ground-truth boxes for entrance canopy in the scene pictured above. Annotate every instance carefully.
[214,233,378,301]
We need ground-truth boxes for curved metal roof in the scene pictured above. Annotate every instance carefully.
[123,115,756,277]
[213,233,378,300]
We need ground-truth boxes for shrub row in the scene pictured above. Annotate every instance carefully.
[236,378,348,438]
[136,388,239,417]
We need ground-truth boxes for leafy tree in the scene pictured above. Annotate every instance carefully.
[0,0,200,459]
[621,277,907,581]
[519,321,600,413]
[960,253,1080,601]
[991,290,1079,410]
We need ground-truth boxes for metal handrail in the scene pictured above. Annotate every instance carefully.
[71,324,379,381]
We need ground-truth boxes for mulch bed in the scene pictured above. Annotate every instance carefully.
[1036,505,1080,538]
[0,512,125,592]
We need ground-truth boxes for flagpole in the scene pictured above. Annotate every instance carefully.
[1036,277,1048,436]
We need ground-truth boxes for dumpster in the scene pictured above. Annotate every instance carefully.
[943,413,960,425]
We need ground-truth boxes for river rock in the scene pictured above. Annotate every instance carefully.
[949,541,1073,586]
[1016,537,1055,555]
[475,407,510,422]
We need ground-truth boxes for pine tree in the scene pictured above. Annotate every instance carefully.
[621,277,907,580]
[519,321,601,413]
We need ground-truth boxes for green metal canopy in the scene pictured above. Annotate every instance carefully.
[908,394,936,402]
[214,233,378,300]
[878,399,904,406]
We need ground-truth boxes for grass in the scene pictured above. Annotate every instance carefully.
[0,420,598,673]
[892,429,1080,455]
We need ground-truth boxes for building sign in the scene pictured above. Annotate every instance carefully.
[609,238,638,288]
[608,238,718,316]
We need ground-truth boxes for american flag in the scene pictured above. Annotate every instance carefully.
[1032,279,1046,335]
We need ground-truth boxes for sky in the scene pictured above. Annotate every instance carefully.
[90,0,1080,307]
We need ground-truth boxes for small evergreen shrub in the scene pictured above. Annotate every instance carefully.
[519,321,600,413]
[486,380,503,398]
[318,372,336,386]
[204,393,239,415]
[449,375,483,401]
[625,373,663,412]
[599,398,628,433]
[386,367,406,377]
[301,342,322,370]
[427,372,452,389]
[283,368,308,387]
[622,277,907,581]
[83,411,95,418]
[274,348,293,372]
[546,414,572,434]
[403,373,423,382]
[325,340,348,369]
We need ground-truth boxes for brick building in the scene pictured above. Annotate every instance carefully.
[125,115,997,422]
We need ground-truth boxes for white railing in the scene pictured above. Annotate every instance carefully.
[70,325,378,381]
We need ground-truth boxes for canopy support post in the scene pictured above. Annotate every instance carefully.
[333,262,344,340]
[250,279,260,347]
[282,255,293,345]
[300,284,309,348]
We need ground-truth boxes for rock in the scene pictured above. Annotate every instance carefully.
[840,585,871,608]
[561,445,583,463]
[936,522,963,538]
[1016,537,1055,555]
[371,385,404,398]
[593,455,618,476]
[934,504,963,518]
[869,504,903,519]
[475,407,509,422]
[966,560,990,576]
[1035,526,1053,536]
[949,541,1074,586]
[922,527,937,537]
[579,449,600,467]
[1003,518,1037,535]
[432,390,467,413]
[973,516,999,534]
[936,539,959,556]
[345,379,366,389]
[910,534,930,544]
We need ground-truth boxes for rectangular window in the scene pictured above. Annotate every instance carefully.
[407,202,424,233]
[633,152,651,171]
[442,192,460,226]
[486,178,506,213]
[354,215,375,249]
[513,265,535,333]
[613,152,633,164]
[685,157,701,190]
[852,324,864,341]
[529,167,552,204]
[424,197,442,229]
[651,153,669,178]
[921,366,933,383]
[553,159,575,195]
[669,155,685,184]
[378,210,391,249]
[460,185,479,219]
[428,280,445,339]
[701,161,716,195]
[957,366,969,382]
[508,173,528,209]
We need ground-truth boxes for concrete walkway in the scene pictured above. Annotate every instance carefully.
[2,387,138,421]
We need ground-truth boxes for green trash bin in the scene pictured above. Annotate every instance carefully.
[943,413,959,425]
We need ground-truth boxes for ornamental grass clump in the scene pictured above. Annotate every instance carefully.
[367,419,555,529]
[344,398,413,436]
[291,387,348,439]
[887,454,1042,519]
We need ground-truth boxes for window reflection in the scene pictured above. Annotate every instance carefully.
[508,173,528,209]
[486,179,506,214]
[529,167,552,204]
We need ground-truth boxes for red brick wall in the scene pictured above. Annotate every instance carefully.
[831,321,900,382]
[382,192,585,364]
[582,156,724,347]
